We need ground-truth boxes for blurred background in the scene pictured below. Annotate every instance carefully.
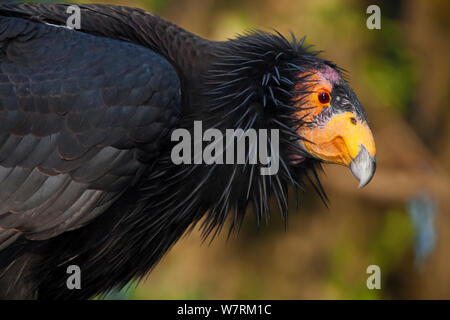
[21,0,450,299]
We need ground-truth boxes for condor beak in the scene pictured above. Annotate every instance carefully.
[298,112,376,188]
[350,145,377,188]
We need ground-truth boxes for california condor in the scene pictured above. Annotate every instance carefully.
[0,3,376,299]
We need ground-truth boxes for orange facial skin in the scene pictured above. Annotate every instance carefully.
[293,71,376,167]
[294,72,332,120]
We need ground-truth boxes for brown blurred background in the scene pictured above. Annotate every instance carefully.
[33,0,450,299]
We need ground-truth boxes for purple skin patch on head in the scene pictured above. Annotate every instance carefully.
[288,153,305,165]
[317,65,341,84]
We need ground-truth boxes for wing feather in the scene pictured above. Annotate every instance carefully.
[0,15,181,247]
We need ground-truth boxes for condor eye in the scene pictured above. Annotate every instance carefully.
[318,91,331,104]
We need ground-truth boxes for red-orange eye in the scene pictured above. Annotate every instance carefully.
[318,91,330,104]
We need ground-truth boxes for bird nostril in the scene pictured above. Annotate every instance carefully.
[350,117,357,125]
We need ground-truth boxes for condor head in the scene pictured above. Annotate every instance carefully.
[203,33,376,195]
[291,64,376,188]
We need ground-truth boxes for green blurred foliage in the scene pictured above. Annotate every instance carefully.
[362,19,419,114]
[370,208,414,272]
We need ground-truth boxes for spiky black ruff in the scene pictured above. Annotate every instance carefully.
[5,31,337,299]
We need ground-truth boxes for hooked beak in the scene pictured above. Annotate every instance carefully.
[298,112,376,188]
[350,145,377,188]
